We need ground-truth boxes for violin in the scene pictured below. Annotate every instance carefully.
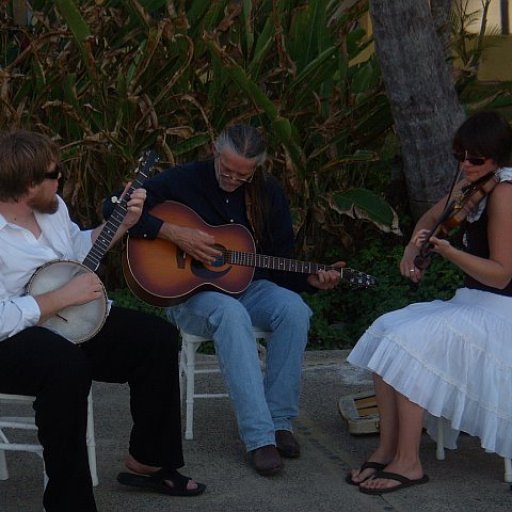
[413,171,499,270]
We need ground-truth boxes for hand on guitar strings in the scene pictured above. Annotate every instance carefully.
[307,261,345,290]
[162,224,223,266]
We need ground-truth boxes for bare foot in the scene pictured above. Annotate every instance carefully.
[348,448,394,485]
[125,454,200,492]
[359,460,424,492]
[349,462,382,484]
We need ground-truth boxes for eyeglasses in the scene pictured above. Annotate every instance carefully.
[44,164,63,180]
[452,150,487,166]
[215,155,256,184]
[219,171,255,184]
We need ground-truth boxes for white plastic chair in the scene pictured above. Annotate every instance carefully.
[178,327,270,440]
[436,417,512,483]
[0,390,98,487]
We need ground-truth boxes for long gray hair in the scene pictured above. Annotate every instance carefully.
[214,124,267,166]
[214,124,270,246]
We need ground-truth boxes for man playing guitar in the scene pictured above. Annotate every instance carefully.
[105,124,343,476]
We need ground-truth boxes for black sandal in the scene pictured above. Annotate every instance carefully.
[117,468,206,496]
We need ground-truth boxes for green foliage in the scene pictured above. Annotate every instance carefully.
[304,237,464,349]
[0,0,397,278]
[108,287,167,319]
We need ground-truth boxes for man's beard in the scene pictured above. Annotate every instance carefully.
[28,195,59,214]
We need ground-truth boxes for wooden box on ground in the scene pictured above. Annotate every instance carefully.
[337,391,379,435]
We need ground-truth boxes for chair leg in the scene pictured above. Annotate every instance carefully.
[184,338,199,440]
[0,393,98,493]
[86,392,98,487]
[43,462,48,489]
[0,448,8,480]
[504,457,512,483]
[179,329,270,441]
[256,339,267,370]
[436,418,511,483]
[179,345,186,403]
[436,418,446,460]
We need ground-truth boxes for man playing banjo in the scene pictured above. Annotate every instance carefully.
[0,130,205,512]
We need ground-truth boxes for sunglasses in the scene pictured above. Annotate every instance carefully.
[452,150,487,166]
[44,164,64,180]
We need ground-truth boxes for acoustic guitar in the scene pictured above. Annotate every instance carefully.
[123,201,377,307]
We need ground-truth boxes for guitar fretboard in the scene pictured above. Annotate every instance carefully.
[227,251,334,274]
[82,151,158,272]
[224,250,376,287]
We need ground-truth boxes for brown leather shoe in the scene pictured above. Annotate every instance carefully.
[250,445,282,476]
[275,430,301,458]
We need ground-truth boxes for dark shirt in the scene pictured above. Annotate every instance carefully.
[105,159,315,293]
[463,206,512,296]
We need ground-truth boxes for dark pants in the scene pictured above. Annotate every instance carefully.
[0,306,182,512]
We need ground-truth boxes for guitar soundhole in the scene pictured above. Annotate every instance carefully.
[190,244,231,281]
[210,244,226,267]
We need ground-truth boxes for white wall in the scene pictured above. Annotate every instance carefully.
[462,0,509,34]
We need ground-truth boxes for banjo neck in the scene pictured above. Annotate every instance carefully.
[82,151,158,272]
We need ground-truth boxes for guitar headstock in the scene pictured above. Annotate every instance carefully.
[341,268,378,288]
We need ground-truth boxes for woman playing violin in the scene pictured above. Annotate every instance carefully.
[345,110,512,494]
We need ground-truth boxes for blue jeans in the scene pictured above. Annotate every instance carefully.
[167,279,312,451]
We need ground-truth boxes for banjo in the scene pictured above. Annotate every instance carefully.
[26,150,159,344]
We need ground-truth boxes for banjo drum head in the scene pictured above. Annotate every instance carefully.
[27,260,108,344]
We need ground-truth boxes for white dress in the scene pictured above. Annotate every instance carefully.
[347,167,512,459]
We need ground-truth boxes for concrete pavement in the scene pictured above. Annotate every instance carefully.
[1,349,511,511]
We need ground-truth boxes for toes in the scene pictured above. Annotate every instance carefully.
[186,479,199,491]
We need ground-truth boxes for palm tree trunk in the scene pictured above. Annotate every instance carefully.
[369,0,466,219]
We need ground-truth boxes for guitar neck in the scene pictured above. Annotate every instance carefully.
[82,152,157,272]
[227,251,335,275]
[223,250,376,287]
